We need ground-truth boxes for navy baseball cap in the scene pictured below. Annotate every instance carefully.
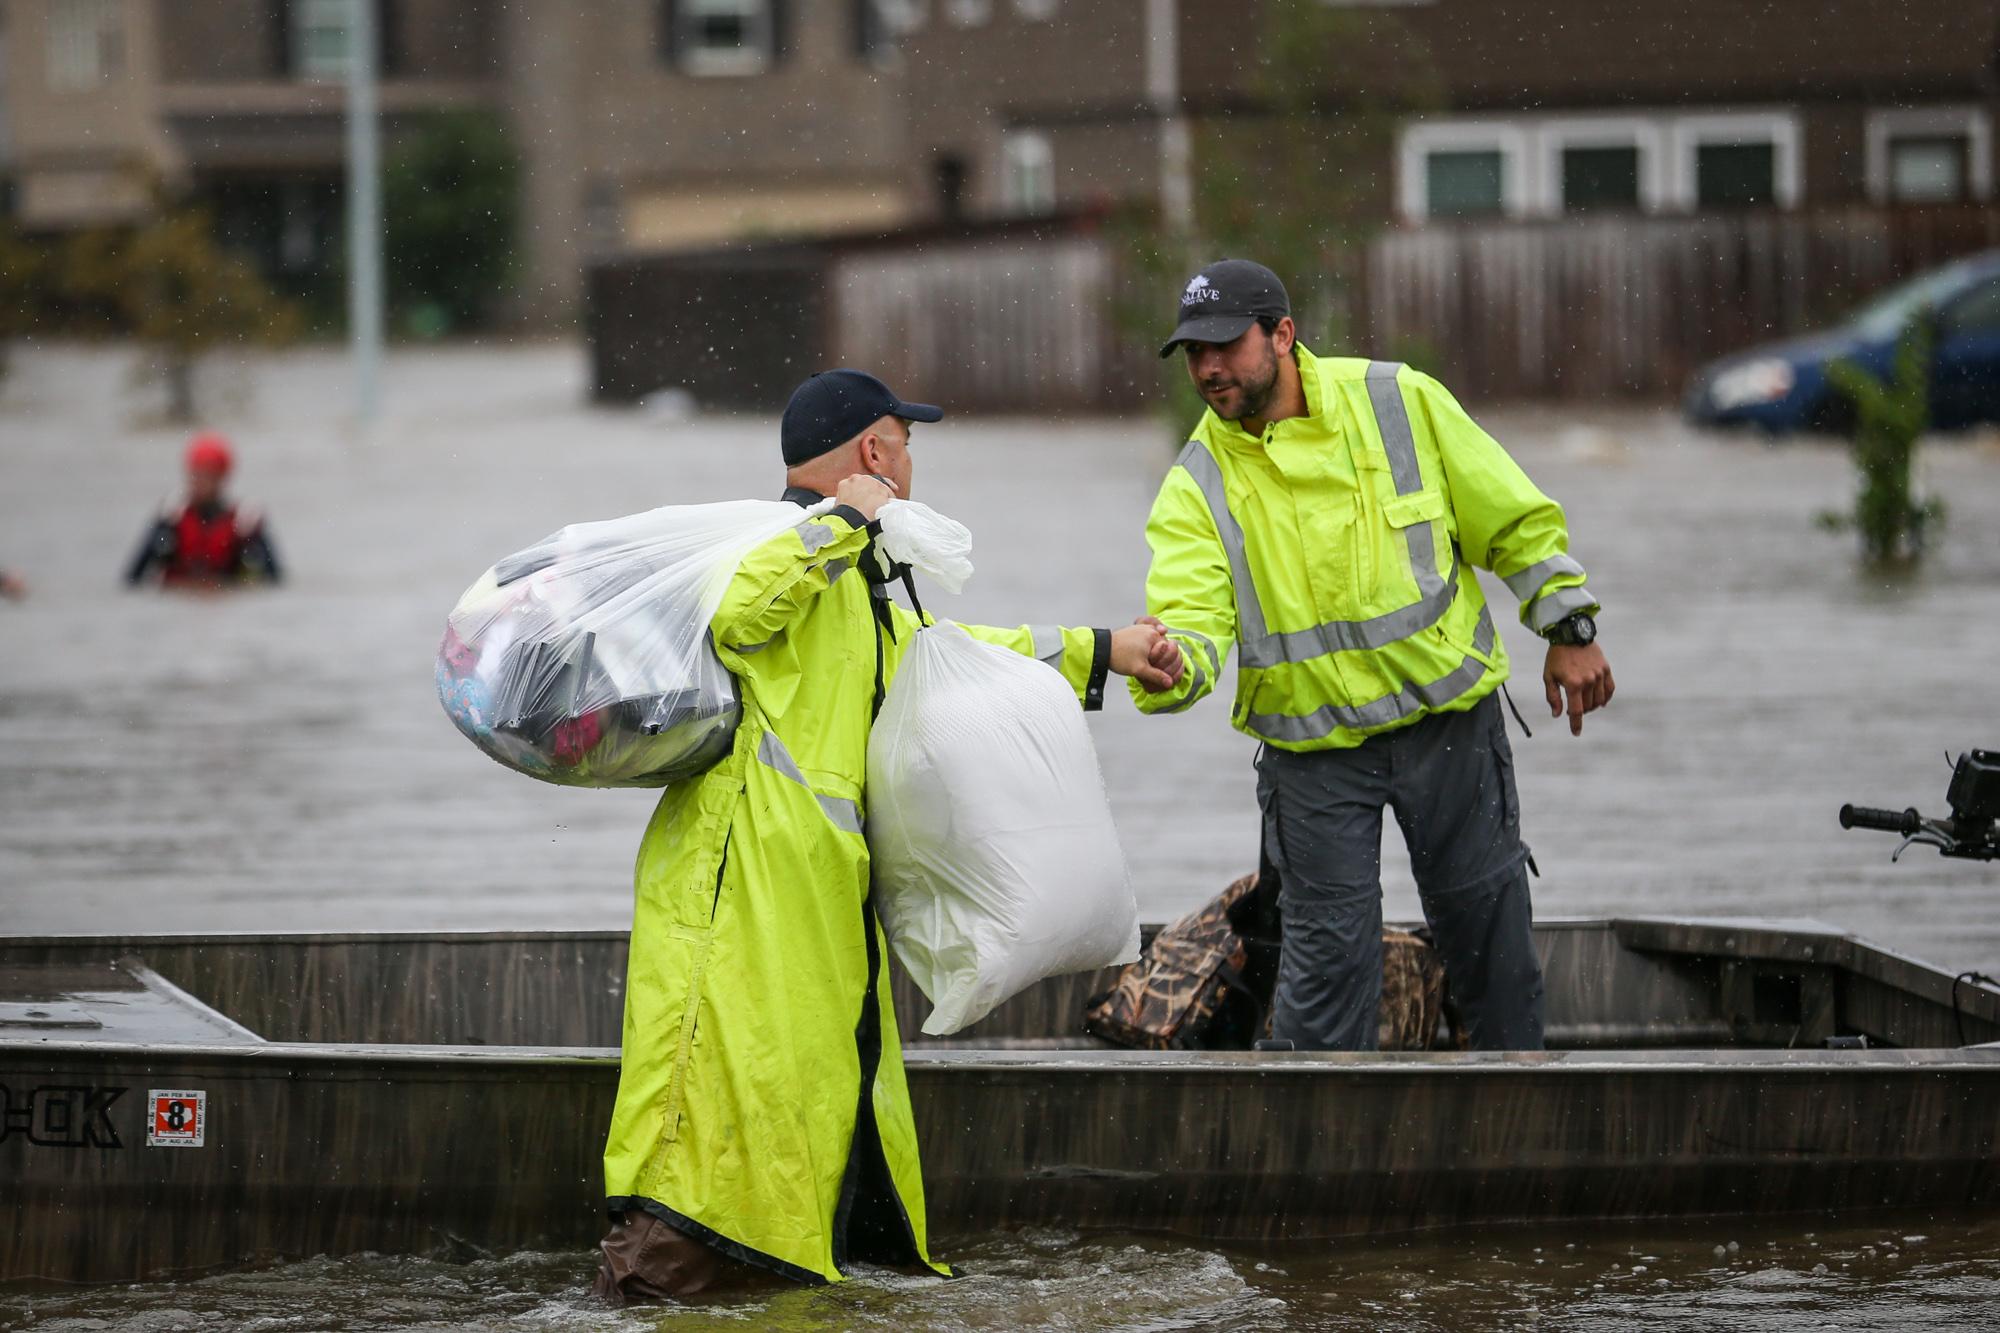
[1158,259,1291,358]
[780,369,943,465]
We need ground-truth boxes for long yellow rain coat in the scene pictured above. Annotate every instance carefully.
[602,489,1112,1283]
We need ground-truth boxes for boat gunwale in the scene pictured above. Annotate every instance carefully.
[0,916,1691,951]
[8,914,1999,1049]
[9,1036,2000,1075]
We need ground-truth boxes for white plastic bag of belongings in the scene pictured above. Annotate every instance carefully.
[868,619,1140,1036]
[874,499,974,593]
[437,498,832,787]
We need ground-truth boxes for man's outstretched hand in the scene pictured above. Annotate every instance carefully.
[1114,616,1185,694]
[1544,642,1614,736]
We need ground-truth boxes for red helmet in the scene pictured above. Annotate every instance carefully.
[185,432,234,475]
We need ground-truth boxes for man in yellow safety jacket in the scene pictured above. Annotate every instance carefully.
[593,369,1178,1302]
[1134,259,1615,1052]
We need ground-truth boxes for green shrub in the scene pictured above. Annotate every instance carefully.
[383,110,521,333]
[1825,318,1939,567]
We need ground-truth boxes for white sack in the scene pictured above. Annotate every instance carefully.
[867,620,1139,1035]
[874,499,975,593]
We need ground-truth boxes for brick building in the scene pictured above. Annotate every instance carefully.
[2,0,1994,325]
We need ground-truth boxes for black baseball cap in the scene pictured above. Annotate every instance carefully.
[780,369,943,466]
[1158,259,1291,358]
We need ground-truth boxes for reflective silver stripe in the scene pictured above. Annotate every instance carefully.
[1236,578,1456,670]
[1159,623,1220,674]
[799,521,839,555]
[1157,654,1210,714]
[1028,624,1065,667]
[1176,440,1268,644]
[755,730,863,835]
[1525,583,1598,634]
[1502,554,1586,602]
[824,557,852,587]
[1366,361,1447,610]
[1246,607,1497,743]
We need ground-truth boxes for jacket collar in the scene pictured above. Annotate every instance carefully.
[782,484,824,507]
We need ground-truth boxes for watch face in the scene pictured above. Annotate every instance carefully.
[1571,613,1596,645]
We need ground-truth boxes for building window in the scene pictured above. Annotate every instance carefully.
[1668,114,1801,211]
[291,0,355,82]
[1695,144,1774,207]
[668,0,773,76]
[943,0,991,26]
[1002,132,1053,215]
[1398,122,1528,222]
[934,153,967,220]
[1425,150,1505,218]
[877,0,926,30]
[1560,146,1639,211]
[1868,107,1993,205]
[1406,113,1805,221]
[854,0,890,61]
[1891,138,1967,203]
[46,0,123,92]
[1542,119,1662,214]
[1012,0,1058,18]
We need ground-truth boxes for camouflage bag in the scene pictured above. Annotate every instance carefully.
[1083,873,1264,1050]
[1083,871,1456,1051]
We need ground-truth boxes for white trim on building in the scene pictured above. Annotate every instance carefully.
[1538,115,1667,213]
[1001,129,1054,214]
[676,0,774,77]
[1666,111,1802,209]
[1401,109,1806,221]
[46,0,125,93]
[1865,105,1993,204]
[1397,120,1531,222]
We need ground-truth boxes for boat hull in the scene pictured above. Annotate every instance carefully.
[8,1039,2000,1283]
[6,917,2000,1283]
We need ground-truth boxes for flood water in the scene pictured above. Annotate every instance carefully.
[4,344,2000,1328]
[8,1214,2000,1331]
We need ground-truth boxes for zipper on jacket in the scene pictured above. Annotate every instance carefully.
[710,827,733,921]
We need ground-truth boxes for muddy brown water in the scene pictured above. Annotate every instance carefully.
[4,346,2000,1328]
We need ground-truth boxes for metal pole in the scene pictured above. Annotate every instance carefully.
[346,0,383,423]
[1146,0,1192,234]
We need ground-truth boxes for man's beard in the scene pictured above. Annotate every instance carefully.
[1202,341,1280,422]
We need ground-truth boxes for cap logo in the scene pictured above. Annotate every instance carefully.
[1183,274,1221,305]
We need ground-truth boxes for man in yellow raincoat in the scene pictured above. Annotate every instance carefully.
[594,369,1177,1301]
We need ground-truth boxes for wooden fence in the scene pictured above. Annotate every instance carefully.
[588,204,2000,410]
[1362,205,2000,401]
[831,234,1138,413]
[585,213,1147,412]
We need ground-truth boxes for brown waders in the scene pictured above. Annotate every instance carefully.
[591,1210,772,1305]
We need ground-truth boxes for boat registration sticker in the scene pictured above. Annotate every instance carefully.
[147,1090,206,1148]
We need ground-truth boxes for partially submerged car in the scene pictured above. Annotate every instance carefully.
[1684,249,2000,436]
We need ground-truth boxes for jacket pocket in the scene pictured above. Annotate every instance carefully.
[1381,488,1443,530]
[1378,488,1445,606]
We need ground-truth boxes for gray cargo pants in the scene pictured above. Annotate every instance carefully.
[1257,690,1545,1051]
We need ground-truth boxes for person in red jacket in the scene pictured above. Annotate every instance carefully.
[126,434,282,588]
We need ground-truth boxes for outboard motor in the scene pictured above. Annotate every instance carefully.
[1841,749,2000,862]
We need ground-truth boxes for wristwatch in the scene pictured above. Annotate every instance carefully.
[1543,610,1597,647]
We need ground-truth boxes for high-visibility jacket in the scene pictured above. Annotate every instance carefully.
[602,491,1112,1284]
[1132,348,1597,750]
